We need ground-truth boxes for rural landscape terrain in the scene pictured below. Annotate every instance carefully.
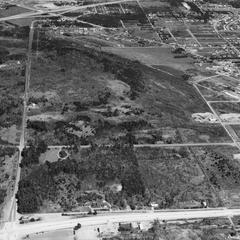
[1,0,240,239]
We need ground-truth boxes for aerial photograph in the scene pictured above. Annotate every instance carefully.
[1,0,240,239]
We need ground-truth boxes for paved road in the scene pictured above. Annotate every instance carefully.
[2,208,240,240]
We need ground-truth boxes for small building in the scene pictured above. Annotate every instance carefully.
[179,200,202,209]
[118,223,133,232]
[150,202,159,209]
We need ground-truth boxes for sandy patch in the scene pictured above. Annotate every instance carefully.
[28,112,65,122]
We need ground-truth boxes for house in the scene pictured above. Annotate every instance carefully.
[150,202,159,209]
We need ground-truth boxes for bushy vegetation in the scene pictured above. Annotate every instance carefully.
[36,38,145,100]
[20,140,47,167]
[0,188,6,205]
[136,147,220,208]
[17,139,146,213]
[200,148,240,189]
[0,24,26,141]
[0,26,29,39]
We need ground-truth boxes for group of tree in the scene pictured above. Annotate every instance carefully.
[0,47,9,64]
[37,38,146,100]
[0,26,29,39]
[20,140,47,167]
[17,137,147,213]
[0,188,6,205]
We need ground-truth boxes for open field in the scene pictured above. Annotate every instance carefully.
[195,84,235,102]
[230,125,240,139]
[0,5,30,18]
[195,75,240,101]
[103,46,194,71]
[211,102,240,123]
[191,145,240,208]
[0,23,28,145]
[27,229,74,240]
[132,124,232,144]
[135,147,221,209]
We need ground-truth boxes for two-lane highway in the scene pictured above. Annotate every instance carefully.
[2,208,240,240]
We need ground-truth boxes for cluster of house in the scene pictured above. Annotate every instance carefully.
[0,60,23,71]
[206,61,240,77]
[53,0,83,7]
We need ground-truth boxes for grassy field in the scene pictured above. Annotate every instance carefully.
[0,5,30,18]
[196,84,232,101]
[211,102,240,115]
[103,46,194,71]
[230,125,240,139]
[0,24,28,145]
[135,147,220,208]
